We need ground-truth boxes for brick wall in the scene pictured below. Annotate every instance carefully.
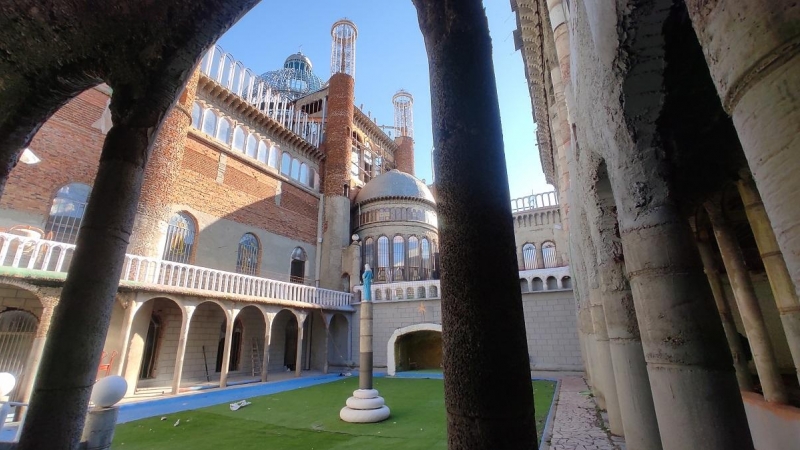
[0,88,107,224]
[177,135,319,245]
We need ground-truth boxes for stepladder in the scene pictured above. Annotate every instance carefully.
[251,338,262,377]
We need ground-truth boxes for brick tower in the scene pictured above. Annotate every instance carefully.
[319,19,358,290]
[392,90,415,176]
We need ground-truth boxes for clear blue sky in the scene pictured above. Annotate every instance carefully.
[216,0,553,199]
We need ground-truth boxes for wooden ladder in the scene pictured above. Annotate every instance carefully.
[251,338,262,377]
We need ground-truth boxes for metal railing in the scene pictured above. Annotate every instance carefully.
[200,46,325,148]
[511,191,559,213]
[0,233,351,308]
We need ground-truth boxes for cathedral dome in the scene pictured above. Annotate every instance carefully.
[355,170,435,205]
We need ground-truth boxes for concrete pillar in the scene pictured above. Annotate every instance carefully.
[218,313,234,388]
[411,1,536,447]
[686,0,800,297]
[294,317,304,378]
[694,227,755,390]
[80,407,119,450]
[128,71,200,258]
[705,201,787,403]
[115,299,140,377]
[261,313,274,383]
[359,301,374,389]
[171,306,195,395]
[738,174,800,384]
[589,290,623,435]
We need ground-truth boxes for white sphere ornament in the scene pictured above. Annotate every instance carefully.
[90,376,127,408]
[0,373,15,397]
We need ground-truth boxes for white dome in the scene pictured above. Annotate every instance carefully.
[355,170,435,205]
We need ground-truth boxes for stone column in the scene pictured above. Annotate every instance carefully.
[359,301,373,390]
[411,1,537,447]
[694,226,754,390]
[686,0,800,297]
[738,174,800,384]
[219,312,235,388]
[171,306,195,395]
[585,193,662,448]
[127,71,200,258]
[705,200,787,403]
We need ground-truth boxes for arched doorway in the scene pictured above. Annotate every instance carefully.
[301,310,327,372]
[290,247,307,284]
[215,318,243,372]
[139,316,161,379]
[268,310,299,373]
[387,323,442,376]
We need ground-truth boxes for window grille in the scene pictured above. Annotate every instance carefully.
[542,242,557,268]
[421,238,431,280]
[377,236,390,282]
[393,236,405,281]
[523,243,537,270]
[46,183,91,244]
[236,233,260,275]
[163,212,196,264]
[408,236,420,280]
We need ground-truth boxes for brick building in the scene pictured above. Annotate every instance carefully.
[0,17,576,407]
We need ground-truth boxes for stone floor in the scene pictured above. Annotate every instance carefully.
[543,376,625,450]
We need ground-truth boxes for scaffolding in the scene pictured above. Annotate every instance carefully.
[330,19,357,78]
[392,90,414,139]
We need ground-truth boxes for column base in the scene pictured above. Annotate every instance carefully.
[340,389,390,423]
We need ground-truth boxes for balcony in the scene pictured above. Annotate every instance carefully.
[352,266,572,302]
[0,232,352,308]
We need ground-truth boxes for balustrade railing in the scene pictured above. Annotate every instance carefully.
[0,233,351,307]
[511,191,559,213]
[353,279,441,302]
[199,46,325,148]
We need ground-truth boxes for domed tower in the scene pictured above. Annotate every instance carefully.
[259,52,324,100]
[318,19,359,290]
[353,170,439,287]
[392,90,415,176]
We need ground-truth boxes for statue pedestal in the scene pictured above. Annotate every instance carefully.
[340,389,390,423]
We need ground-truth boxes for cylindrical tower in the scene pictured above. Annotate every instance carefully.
[393,90,415,176]
[330,19,358,79]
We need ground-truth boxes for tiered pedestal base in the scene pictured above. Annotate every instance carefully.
[340,389,391,423]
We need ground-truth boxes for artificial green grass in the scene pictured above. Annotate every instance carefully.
[114,377,556,450]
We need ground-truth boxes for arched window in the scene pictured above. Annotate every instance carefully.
[257,141,268,163]
[562,276,572,289]
[236,233,260,275]
[291,158,300,180]
[299,163,309,185]
[377,236,390,282]
[281,153,291,176]
[191,102,202,128]
[46,183,92,244]
[201,109,218,136]
[393,236,405,281]
[163,212,196,264]
[290,247,307,284]
[246,133,258,158]
[542,242,557,268]
[408,236,420,281]
[220,54,235,87]
[421,238,431,280]
[522,243,537,270]
[363,237,374,269]
[268,145,279,168]
[215,117,231,144]
[309,170,317,189]
[232,126,246,151]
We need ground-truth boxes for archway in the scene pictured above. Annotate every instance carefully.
[327,313,350,368]
[268,310,298,372]
[235,305,267,379]
[125,297,184,393]
[386,323,442,376]
[184,301,227,385]
[302,310,327,371]
[0,310,38,400]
